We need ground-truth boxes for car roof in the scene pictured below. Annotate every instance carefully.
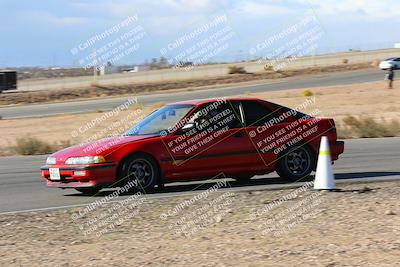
[169,97,262,106]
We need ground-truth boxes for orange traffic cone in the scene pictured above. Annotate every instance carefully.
[314,136,335,190]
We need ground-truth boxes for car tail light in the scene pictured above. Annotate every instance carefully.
[327,119,337,133]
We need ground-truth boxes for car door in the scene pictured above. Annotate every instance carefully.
[163,100,258,179]
[240,99,286,172]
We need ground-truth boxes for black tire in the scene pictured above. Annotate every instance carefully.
[75,187,100,195]
[118,153,159,193]
[276,145,316,181]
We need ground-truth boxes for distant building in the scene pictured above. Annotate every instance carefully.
[98,65,119,75]
[0,70,17,92]
[121,65,150,72]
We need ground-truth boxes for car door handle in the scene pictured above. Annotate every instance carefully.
[233,131,244,137]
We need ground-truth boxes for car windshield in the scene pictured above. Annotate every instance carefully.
[124,104,194,136]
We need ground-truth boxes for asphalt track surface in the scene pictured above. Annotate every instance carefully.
[0,69,385,119]
[0,137,399,215]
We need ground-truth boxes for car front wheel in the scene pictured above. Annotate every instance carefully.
[118,153,159,193]
[276,145,316,181]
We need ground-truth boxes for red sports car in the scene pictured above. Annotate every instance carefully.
[41,97,344,194]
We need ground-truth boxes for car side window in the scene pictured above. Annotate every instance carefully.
[241,100,279,126]
[186,101,243,130]
[225,101,244,128]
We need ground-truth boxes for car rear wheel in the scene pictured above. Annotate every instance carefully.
[118,153,159,193]
[276,145,316,181]
[75,187,100,195]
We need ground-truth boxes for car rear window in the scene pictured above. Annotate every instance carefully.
[241,100,278,126]
[266,101,310,121]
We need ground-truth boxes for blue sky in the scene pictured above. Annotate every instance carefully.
[1,0,400,67]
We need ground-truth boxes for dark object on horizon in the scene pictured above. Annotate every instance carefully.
[385,68,395,89]
[0,70,17,93]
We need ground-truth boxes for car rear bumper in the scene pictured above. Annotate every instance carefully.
[41,163,116,188]
[330,140,344,160]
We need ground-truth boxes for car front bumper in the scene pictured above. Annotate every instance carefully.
[40,163,116,188]
[380,62,394,70]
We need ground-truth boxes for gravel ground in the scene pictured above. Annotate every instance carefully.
[0,180,399,267]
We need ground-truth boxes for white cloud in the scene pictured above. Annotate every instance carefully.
[71,0,231,34]
[72,0,229,18]
[22,10,88,26]
[239,0,400,19]
[303,0,400,18]
[239,1,293,16]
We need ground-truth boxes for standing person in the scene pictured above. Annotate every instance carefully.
[386,67,395,89]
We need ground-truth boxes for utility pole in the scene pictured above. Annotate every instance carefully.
[93,50,97,84]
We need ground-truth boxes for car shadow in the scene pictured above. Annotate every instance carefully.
[335,171,400,179]
[66,171,400,197]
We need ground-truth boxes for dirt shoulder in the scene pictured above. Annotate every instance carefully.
[1,180,399,266]
[0,63,375,106]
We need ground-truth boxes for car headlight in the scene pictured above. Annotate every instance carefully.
[65,156,105,165]
[46,157,56,165]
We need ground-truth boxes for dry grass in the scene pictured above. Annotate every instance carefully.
[13,137,54,155]
[339,116,400,138]
[228,66,247,74]
[12,137,74,155]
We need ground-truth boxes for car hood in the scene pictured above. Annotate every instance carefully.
[50,135,157,162]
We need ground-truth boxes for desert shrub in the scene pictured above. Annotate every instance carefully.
[14,137,54,155]
[342,115,400,138]
[58,140,72,149]
[302,89,314,97]
[371,60,380,67]
[264,65,273,71]
[228,66,247,74]
[342,58,349,64]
